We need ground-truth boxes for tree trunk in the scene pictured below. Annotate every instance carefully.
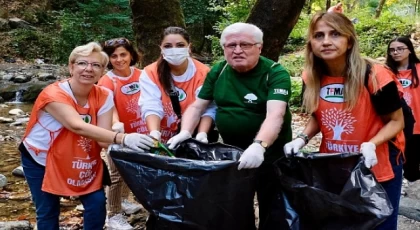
[375,0,386,18]
[130,0,186,67]
[326,0,331,10]
[246,0,305,61]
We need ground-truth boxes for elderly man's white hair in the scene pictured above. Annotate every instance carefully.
[220,22,263,47]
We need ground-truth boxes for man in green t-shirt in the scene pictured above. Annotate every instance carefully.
[167,22,292,229]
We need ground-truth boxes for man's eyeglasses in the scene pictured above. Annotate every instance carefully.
[223,43,260,51]
[104,38,130,47]
[74,61,103,71]
[389,47,408,54]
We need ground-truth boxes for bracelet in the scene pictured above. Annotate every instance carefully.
[297,133,309,144]
[113,132,120,144]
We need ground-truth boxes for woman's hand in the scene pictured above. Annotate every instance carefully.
[123,133,155,152]
[328,2,343,13]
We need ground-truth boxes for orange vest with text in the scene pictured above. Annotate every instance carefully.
[397,63,420,134]
[303,65,405,182]
[98,68,147,134]
[143,59,210,142]
[23,81,109,196]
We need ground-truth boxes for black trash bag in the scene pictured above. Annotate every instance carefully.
[109,139,257,230]
[274,152,393,230]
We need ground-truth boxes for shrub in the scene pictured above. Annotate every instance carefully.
[352,9,414,58]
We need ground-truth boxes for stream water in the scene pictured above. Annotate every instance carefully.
[0,103,34,222]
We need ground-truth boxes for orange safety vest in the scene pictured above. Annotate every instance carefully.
[23,80,109,196]
[397,63,420,134]
[98,68,148,134]
[143,59,210,142]
[303,64,405,182]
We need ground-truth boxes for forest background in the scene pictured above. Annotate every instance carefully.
[0,0,417,106]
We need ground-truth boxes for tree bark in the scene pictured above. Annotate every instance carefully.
[246,0,305,61]
[326,0,331,10]
[130,0,186,67]
[375,0,386,18]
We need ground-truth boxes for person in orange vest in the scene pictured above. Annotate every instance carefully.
[98,38,144,230]
[386,36,420,182]
[19,42,155,230]
[283,12,404,230]
[139,27,216,143]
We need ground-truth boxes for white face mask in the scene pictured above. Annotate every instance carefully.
[162,47,189,66]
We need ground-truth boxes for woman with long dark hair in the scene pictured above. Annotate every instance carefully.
[98,37,144,230]
[139,27,216,144]
[386,36,420,182]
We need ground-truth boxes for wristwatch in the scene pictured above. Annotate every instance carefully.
[253,140,268,149]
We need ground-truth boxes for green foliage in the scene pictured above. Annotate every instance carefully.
[352,9,414,58]
[53,0,134,63]
[282,14,310,54]
[11,29,55,59]
[280,54,305,78]
[206,0,256,61]
[290,77,303,107]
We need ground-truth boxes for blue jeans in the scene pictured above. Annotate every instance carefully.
[21,144,106,230]
[375,143,403,230]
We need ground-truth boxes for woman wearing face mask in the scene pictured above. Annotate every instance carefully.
[98,37,144,230]
[139,26,216,144]
[386,36,420,182]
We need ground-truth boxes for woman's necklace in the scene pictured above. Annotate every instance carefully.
[68,80,87,106]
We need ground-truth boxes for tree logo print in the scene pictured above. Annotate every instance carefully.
[403,92,412,106]
[81,115,92,124]
[244,93,258,103]
[399,78,412,88]
[77,137,92,154]
[175,87,187,102]
[321,108,356,140]
[121,82,141,95]
[126,96,140,118]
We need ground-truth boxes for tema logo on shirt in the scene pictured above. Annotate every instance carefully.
[175,87,187,102]
[274,89,289,95]
[81,114,92,124]
[320,84,344,102]
[399,79,412,88]
[121,82,140,95]
[244,93,258,103]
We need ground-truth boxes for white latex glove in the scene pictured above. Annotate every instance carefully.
[360,142,378,168]
[112,122,125,133]
[149,130,161,141]
[238,143,266,170]
[167,130,192,149]
[195,132,208,143]
[123,133,155,152]
[283,138,306,157]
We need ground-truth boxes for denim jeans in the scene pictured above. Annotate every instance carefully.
[21,144,106,230]
[375,143,403,230]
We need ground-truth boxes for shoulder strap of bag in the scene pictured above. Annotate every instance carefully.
[169,83,182,120]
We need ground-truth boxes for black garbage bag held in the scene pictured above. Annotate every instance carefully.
[274,152,393,230]
[110,139,257,230]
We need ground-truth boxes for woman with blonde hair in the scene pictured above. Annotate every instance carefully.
[20,42,154,229]
[284,12,405,229]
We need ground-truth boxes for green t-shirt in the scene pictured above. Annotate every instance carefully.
[199,56,292,163]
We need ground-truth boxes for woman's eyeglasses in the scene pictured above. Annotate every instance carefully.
[389,47,408,54]
[104,38,130,47]
[74,61,103,71]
